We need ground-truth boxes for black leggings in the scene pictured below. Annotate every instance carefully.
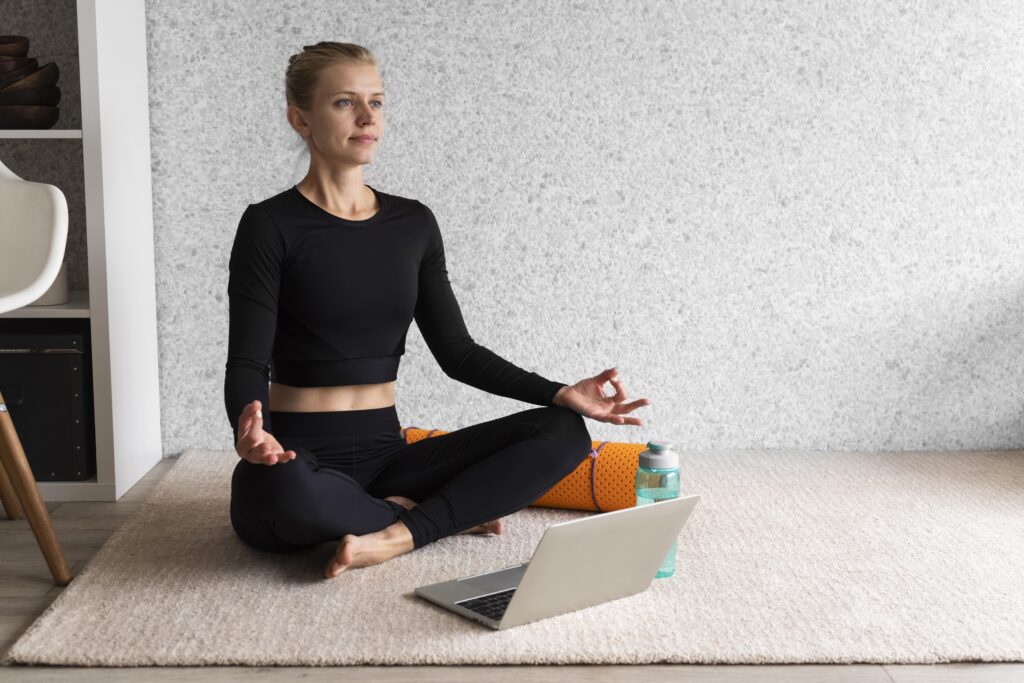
[230,404,593,552]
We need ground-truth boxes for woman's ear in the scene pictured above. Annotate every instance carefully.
[286,104,309,137]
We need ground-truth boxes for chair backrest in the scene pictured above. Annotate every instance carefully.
[0,157,68,314]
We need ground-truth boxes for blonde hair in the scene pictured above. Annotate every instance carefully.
[285,41,380,111]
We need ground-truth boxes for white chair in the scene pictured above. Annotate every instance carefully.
[0,157,74,586]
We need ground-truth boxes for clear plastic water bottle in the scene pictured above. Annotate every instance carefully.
[635,440,681,578]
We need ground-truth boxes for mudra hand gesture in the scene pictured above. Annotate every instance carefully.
[552,367,650,426]
[235,399,297,465]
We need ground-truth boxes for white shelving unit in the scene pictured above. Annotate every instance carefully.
[0,0,161,501]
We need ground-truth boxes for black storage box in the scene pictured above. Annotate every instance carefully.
[0,318,96,481]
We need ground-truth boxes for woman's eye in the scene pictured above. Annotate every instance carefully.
[335,99,383,108]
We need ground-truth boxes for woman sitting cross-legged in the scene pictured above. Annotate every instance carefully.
[225,42,650,580]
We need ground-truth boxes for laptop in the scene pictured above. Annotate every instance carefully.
[414,494,700,630]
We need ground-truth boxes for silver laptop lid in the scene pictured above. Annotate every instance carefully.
[497,494,701,630]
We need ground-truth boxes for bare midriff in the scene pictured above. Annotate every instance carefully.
[268,381,396,412]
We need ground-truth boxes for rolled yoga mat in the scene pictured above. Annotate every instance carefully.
[400,425,645,512]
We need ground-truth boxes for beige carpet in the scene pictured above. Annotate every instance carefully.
[3,447,1024,666]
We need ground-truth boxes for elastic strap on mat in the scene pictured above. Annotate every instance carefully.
[588,441,610,512]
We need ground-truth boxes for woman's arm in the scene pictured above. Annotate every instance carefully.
[413,202,568,406]
[224,204,284,444]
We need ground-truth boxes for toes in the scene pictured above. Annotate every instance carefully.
[327,549,349,577]
[458,519,504,535]
[326,535,358,578]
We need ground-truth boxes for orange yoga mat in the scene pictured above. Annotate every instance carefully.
[400,425,644,512]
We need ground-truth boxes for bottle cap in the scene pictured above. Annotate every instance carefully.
[639,439,678,469]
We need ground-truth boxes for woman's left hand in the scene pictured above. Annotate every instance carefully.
[552,367,650,426]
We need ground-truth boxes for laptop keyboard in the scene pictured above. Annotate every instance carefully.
[457,587,517,621]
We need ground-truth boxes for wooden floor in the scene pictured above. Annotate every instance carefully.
[1,458,1022,682]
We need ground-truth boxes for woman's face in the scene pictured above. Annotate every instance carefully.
[292,62,384,166]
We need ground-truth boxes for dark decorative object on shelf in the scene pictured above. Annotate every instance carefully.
[0,56,37,73]
[0,86,60,106]
[0,35,61,129]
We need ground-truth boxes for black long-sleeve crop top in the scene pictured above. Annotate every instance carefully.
[224,184,568,444]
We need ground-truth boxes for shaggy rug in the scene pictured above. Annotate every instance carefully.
[3,447,1023,666]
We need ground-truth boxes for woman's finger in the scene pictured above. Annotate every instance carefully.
[238,404,254,436]
[244,413,262,442]
[237,427,256,454]
[268,451,294,465]
[254,445,273,465]
[609,376,628,399]
[261,449,296,466]
[612,398,650,413]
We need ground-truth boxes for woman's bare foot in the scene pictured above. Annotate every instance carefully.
[384,495,417,511]
[384,495,504,536]
[458,518,505,535]
[325,522,414,579]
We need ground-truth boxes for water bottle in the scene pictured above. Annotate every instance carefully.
[635,440,681,578]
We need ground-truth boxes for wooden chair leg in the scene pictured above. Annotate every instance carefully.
[0,414,23,519]
[0,387,74,586]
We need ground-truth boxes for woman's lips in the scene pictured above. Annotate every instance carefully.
[351,137,376,143]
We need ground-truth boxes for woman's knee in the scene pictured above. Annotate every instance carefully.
[548,404,589,433]
[543,406,592,459]
[231,448,315,514]
[230,456,316,553]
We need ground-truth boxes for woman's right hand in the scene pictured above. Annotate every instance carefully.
[235,399,297,466]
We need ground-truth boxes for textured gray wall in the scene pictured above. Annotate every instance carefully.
[5,1,1023,456]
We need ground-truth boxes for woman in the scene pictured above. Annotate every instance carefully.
[225,42,650,580]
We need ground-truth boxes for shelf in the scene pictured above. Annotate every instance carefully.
[0,130,83,139]
[0,289,90,318]
[1,0,161,503]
